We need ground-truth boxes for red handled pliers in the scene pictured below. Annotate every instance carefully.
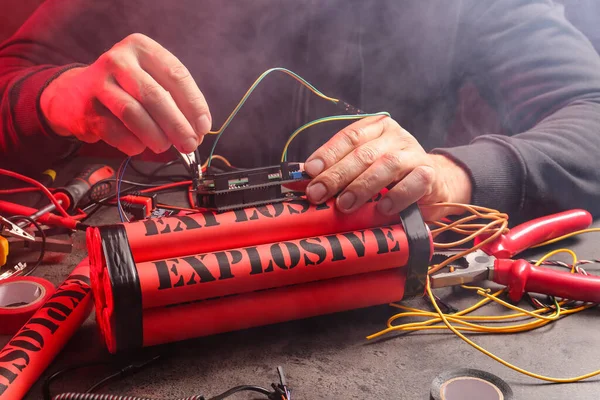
[430,209,600,303]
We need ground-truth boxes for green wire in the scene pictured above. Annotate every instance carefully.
[206,68,339,167]
[281,112,391,162]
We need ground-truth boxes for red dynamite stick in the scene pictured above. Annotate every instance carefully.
[143,268,407,347]
[110,196,401,262]
[0,260,93,400]
[104,224,409,309]
[90,227,425,353]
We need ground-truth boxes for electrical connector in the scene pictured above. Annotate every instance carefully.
[120,193,157,220]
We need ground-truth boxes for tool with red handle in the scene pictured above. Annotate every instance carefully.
[17,164,114,228]
[43,164,114,212]
[430,209,600,303]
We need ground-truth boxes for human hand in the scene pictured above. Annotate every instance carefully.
[303,115,472,221]
[40,33,211,155]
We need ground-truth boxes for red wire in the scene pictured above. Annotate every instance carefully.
[0,169,70,217]
[139,180,192,194]
[106,180,192,205]
[71,209,88,220]
[0,187,43,195]
[0,187,58,195]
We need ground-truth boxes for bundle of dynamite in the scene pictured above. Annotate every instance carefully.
[86,195,433,353]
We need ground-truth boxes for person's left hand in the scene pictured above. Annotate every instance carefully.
[303,115,472,221]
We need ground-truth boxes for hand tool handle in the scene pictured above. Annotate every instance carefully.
[55,164,114,212]
[495,259,600,303]
[477,209,592,259]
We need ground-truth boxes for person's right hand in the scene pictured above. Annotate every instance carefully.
[40,33,211,155]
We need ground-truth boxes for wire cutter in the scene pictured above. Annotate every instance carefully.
[430,209,600,304]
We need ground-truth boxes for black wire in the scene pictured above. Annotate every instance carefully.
[128,159,176,177]
[7,215,46,277]
[79,184,140,223]
[84,371,122,393]
[50,363,286,400]
[45,356,163,400]
[79,159,194,223]
[129,159,189,181]
[43,362,112,400]
[207,385,272,400]
[92,178,168,190]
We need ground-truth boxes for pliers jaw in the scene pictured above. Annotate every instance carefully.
[429,249,495,289]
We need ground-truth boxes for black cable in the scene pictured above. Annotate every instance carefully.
[44,356,162,400]
[79,158,198,223]
[85,356,162,394]
[79,184,140,223]
[52,393,205,400]
[84,371,121,394]
[129,159,189,182]
[91,178,168,190]
[43,362,112,400]
[51,366,289,400]
[207,385,272,400]
[7,215,46,277]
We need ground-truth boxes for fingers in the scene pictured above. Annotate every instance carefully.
[303,113,435,216]
[333,149,424,213]
[306,135,396,204]
[99,33,210,153]
[97,79,170,154]
[377,166,436,216]
[110,62,199,153]
[76,132,101,144]
[85,100,146,156]
[304,115,389,177]
[305,117,391,204]
[133,35,211,137]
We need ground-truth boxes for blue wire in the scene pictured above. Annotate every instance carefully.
[116,157,131,223]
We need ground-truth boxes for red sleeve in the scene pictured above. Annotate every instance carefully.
[0,0,126,173]
[1,63,83,150]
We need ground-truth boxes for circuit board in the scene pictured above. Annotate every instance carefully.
[195,162,310,211]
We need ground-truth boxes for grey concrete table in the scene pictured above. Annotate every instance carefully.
[2,160,600,400]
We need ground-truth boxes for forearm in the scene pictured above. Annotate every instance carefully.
[437,97,600,220]
[443,0,600,220]
[0,59,83,170]
[0,1,125,171]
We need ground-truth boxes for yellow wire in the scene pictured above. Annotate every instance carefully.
[372,301,590,337]
[208,68,339,136]
[532,228,600,248]
[425,276,600,383]
[201,154,232,169]
[279,113,390,162]
[369,288,571,339]
[370,239,600,383]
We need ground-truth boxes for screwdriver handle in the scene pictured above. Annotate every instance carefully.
[55,164,115,212]
[495,259,600,303]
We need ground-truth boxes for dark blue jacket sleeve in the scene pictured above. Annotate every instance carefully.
[437,0,600,220]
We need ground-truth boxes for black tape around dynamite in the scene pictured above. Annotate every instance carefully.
[399,203,431,297]
[99,225,143,351]
[430,369,513,400]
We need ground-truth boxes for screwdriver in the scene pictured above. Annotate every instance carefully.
[17,164,115,228]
